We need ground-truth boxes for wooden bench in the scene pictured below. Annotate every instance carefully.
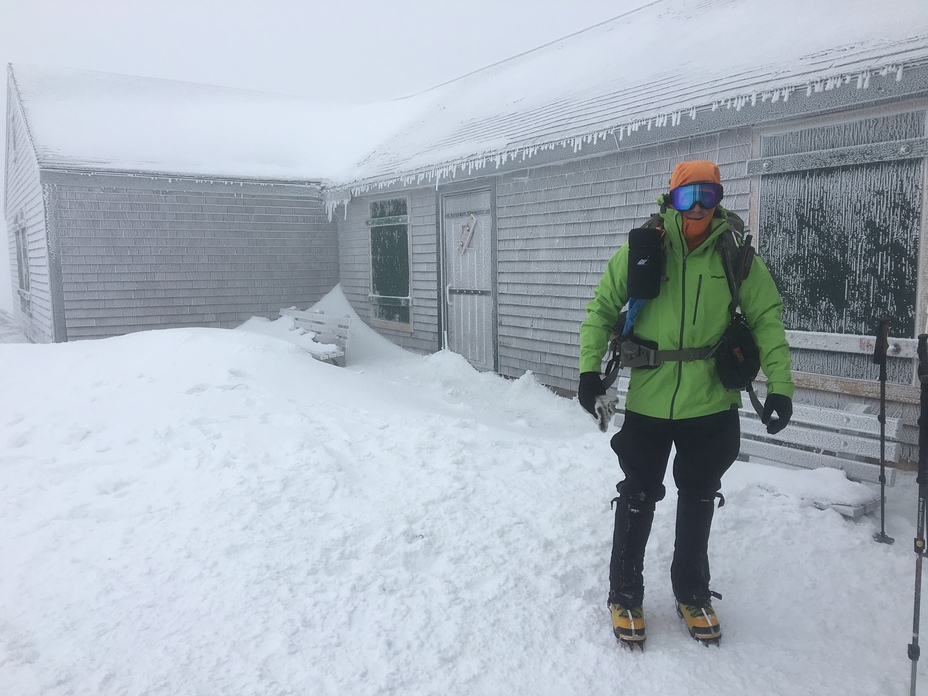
[737,402,900,485]
[610,377,901,518]
[736,400,901,517]
[279,308,351,366]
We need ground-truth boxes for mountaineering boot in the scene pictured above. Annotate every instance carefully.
[676,597,722,646]
[609,602,646,650]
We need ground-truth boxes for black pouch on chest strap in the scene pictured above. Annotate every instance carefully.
[627,227,664,299]
[715,313,761,392]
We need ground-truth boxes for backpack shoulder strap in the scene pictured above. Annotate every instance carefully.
[725,210,745,236]
[642,212,664,229]
[716,222,755,315]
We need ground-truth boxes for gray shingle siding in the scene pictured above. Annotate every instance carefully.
[5,82,52,343]
[43,179,337,340]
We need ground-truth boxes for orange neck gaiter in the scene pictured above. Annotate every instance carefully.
[682,214,715,252]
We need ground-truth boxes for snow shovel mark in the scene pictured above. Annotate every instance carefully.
[6,425,35,448]
[185,381,251,397]
[95,478,135,498]
[1,627,39,665]
[60,425,93,446]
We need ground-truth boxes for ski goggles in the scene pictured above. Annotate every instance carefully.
[668,183,724,211]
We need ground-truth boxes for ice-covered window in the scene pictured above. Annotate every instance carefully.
[760,160,921,337]
[758,112,924,382]
[759,113,924,337]
[13,212,30,315]
[367,198,411,325]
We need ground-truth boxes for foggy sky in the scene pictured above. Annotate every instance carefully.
[0,0,634,314]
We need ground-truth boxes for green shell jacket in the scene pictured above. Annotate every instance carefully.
[579,202,794,420]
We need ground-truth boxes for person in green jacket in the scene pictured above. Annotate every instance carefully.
[578,160,794,648]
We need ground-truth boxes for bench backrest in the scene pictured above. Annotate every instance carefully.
[279,309,350,351]
[610,376,901,486]
[737,401,901,486]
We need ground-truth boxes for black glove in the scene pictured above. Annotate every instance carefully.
[761,393,793,435]
[578,372,606,416]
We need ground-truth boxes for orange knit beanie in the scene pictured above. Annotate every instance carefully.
[670,160,721,188]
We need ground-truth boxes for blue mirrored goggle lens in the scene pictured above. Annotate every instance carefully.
[669,183,724,211]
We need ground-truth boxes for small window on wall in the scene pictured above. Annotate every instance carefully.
[368,198,411,325]
[13,212,31,315]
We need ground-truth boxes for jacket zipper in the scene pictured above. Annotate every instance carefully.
[668,248,688,420]
[692,275,703,325]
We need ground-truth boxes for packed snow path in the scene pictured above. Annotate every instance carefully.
[0,300,923,695]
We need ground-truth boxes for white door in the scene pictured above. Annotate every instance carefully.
[442,190,495,371]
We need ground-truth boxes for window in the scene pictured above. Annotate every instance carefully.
[756,112,924,383]
[368,198,411,325]
[13,212,30,315]
[758,114,923,338]
[760,160,921,337]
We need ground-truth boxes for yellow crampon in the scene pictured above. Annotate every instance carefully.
[610,604,646,649]
[676,600,722,646]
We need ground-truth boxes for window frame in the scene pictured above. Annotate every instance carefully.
[13,211,31,316]
[367,196,413,331]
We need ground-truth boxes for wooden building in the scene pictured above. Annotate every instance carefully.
[5,1,928,461]
[4,64,340,343]
[322,1,928,461]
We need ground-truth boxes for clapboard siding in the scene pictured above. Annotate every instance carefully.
[495,131,753,391]
[4,81,52,343]
[337,188,440,355]
[43,179,337,340]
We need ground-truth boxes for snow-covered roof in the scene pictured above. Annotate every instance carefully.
[9,0,928,191]
[340,0,928,191]
[9,63,425,183]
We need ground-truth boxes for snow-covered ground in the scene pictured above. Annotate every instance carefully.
[0,289,924,695]
[0,310,28,344]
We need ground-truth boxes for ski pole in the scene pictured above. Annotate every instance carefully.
[873,318,894,544]
[910,334,928,696]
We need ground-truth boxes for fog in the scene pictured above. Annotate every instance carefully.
[0,0,634,315]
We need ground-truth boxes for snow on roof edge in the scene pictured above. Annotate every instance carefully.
[326,57,928,206]
[36,163,329,188]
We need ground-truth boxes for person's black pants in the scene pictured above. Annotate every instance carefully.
[607,408,740,607]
